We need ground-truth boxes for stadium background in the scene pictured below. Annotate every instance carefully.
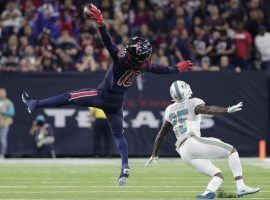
[1,0,270,157]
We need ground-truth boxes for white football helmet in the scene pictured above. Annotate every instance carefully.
[170,80,192,102]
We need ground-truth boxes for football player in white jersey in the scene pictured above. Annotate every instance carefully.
[146,80,260,200]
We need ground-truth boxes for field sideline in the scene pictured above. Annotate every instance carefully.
[0,158,269,200]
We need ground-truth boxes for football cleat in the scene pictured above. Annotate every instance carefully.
[118,166,130,186]
[22,92,37,114]
[196,191,216,199]
[237,186,260,197]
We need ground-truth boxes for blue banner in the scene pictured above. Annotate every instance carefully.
[0,72,268,157]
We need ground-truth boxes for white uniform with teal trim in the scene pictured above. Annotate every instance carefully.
[165,97,233,177]
[164,97,204,147]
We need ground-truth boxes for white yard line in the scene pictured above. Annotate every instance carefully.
[252,162,270,169]
[0,177,267,181]
[0,181,266,185]
[0,199,267,200]
[0,185,264,188]
[0,158,121,165]
[0,186,229,188]
[0,199,204,200]
[0,190,268,193]
[0,158,267,165]
[0,199,269,200]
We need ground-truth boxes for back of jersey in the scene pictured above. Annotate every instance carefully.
[164,97,205,145]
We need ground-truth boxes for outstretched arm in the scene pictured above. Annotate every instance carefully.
[146,60,193,74]
[145,121,172,165]
[98,25,119,61]
[84,4,119,61]
[152,121,172,156]
[146,64,178,74]
[195,102,243,115]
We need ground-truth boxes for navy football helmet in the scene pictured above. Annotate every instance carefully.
[123,37,152,63]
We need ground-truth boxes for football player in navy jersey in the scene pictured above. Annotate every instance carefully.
[22,4,193,186]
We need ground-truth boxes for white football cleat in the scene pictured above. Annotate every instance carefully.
[118,167,130,186]
[237,185,260,197]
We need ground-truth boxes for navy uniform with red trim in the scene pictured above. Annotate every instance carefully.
[22,4,193,187]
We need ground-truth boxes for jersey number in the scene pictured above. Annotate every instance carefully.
[169,109,188,134]
[117,70,141,87]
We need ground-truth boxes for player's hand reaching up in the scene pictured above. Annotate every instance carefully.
[145,156,158,166]
[227,102,243,113]
[84,4,104,25]
[177,60,193,72]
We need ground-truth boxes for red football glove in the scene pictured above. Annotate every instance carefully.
[177,60,193,72]
[84,4,104,25]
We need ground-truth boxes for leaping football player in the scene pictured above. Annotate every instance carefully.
[21,4,193,186]
[146,80,260,199]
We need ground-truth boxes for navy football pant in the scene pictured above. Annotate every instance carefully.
[36,88,128,167]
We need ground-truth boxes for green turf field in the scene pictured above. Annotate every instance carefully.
[0,158,268,200]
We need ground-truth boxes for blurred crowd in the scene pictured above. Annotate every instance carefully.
[0,0,270,73]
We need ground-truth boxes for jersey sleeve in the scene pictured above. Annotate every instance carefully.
[98,25,120,62]
[164,106,171,123]
[190,98,205,115]
[146,64,178,74]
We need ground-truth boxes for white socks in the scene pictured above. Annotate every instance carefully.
[228,152,243,177]
[228,151,245,190]
[206,176,223,193]
[236,179,245,190]
[202,152,245,195]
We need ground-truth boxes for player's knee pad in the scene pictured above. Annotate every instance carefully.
[56,92,70,102]
[112,131,124,138]
[188,159,222,178]
[64,92,72,98]
[230,148,237,154]
[214,172,224,180]
[203,163,222,177]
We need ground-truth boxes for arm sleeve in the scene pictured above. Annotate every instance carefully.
[146,64,178,74]
[98,25,120,61]
[191,98,205,115]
